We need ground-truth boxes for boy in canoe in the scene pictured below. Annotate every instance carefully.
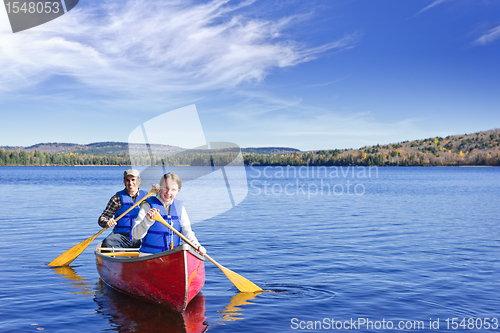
[132,172,206,255]
[98,169,147,248]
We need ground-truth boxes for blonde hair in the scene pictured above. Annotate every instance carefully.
[160,172,182,191]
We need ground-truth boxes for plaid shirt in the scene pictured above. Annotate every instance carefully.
[98,190,142,228]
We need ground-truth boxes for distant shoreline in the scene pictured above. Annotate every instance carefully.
[2,128,499,167]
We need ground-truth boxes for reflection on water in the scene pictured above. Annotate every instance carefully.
[94,282,208,333]
[52,266,261,332]
[52,266,94,296]
[217,292,262,322]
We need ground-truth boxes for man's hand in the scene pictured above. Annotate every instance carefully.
[106,218,117,228]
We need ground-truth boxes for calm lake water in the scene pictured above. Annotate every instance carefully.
[1,166,499,332]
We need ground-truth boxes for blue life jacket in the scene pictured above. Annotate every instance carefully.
[140,197,183,254]
[114,189,147,237]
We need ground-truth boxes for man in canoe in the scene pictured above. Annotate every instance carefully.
[132,172,206,255]
[98,169,148,248]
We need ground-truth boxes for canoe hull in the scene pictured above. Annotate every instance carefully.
[95,244,205,313]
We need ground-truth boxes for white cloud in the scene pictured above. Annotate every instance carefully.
[474,25,500,45]
[415,0,449,15]
[0,0,357,103]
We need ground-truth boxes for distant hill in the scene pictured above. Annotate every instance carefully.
[1,142,184,155]
[350,128,500,166]
[0,142,301,155]
[0,142,302,166]
[244,128,500,166]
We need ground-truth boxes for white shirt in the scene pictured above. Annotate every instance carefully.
[131,196,201,248]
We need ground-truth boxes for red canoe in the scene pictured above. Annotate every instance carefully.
[95,243,205,313]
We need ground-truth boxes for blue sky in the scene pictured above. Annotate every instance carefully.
[1,0,499,151]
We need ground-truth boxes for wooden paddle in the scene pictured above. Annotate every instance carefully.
[153,212,262,293]
[48,186,158,267]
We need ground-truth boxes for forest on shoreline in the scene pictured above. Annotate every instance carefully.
[1,129,499,167]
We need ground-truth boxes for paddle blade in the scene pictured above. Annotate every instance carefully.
[219,265,263,293]
[47,228,106,267]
